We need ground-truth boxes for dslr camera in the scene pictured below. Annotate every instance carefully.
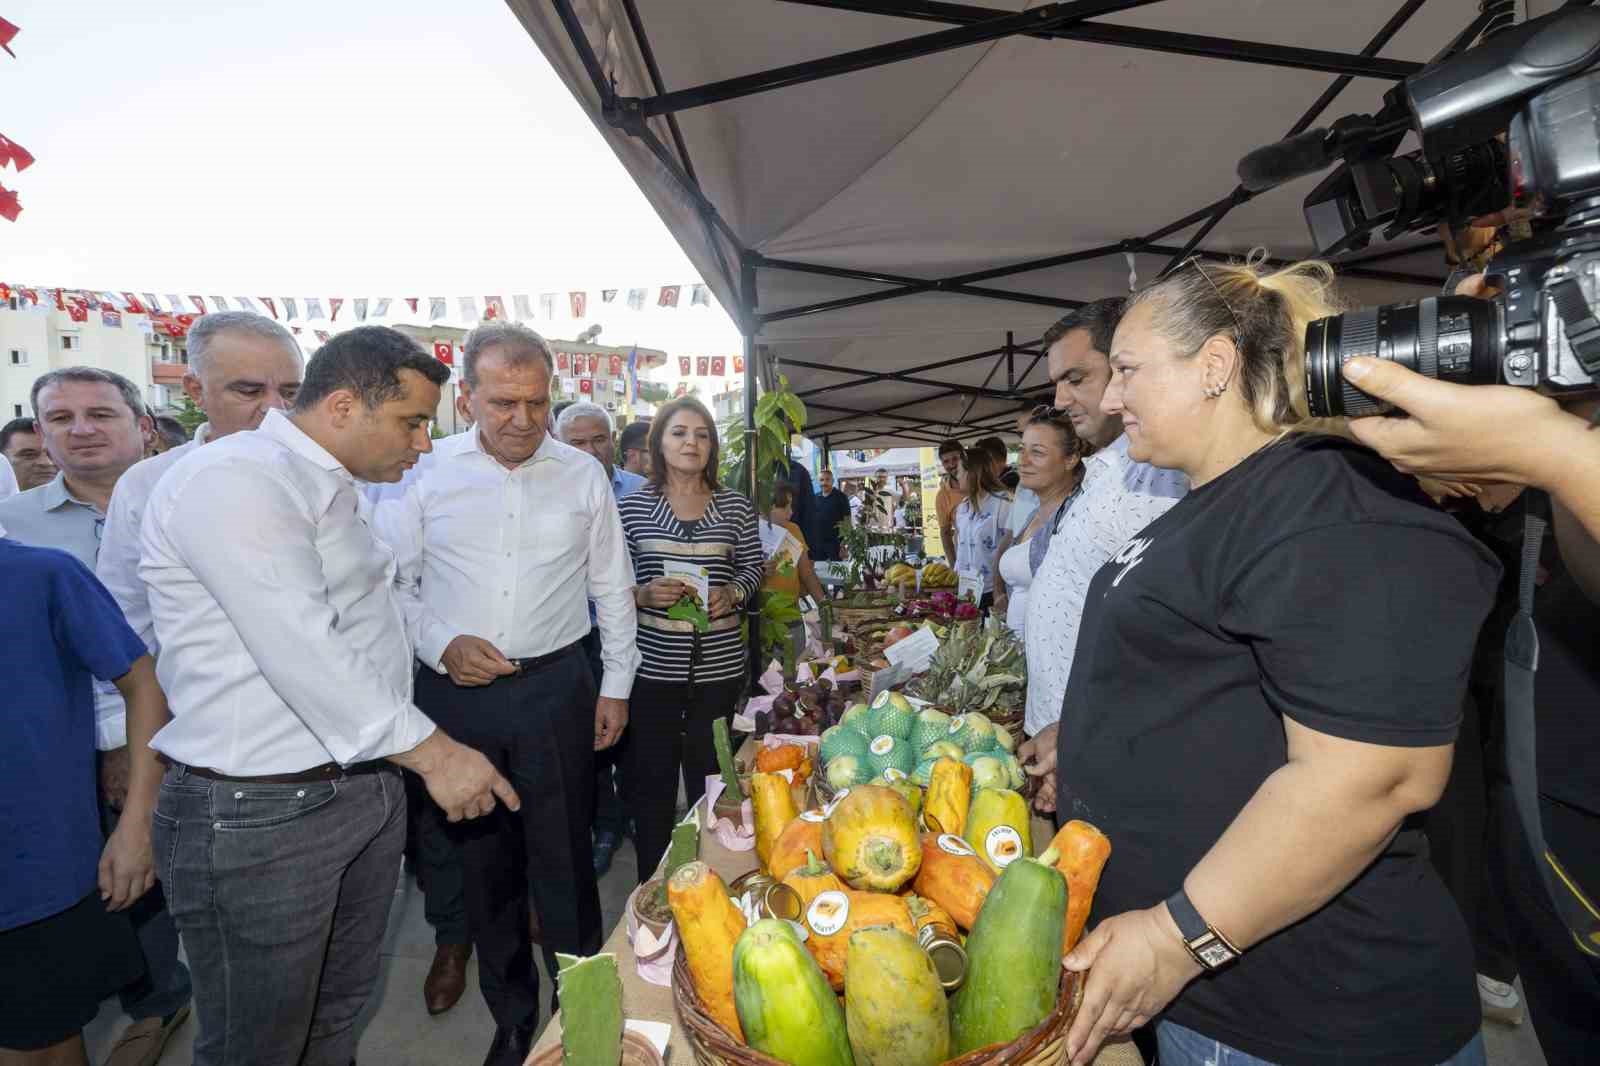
[1243,9,1600,416]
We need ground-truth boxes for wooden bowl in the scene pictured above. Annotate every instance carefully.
[524,1027,663,1066]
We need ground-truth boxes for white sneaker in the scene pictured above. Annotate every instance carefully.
[1477,973,1525,1026]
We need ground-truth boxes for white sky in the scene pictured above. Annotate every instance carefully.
[0,0,744,359]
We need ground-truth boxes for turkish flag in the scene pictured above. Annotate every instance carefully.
[679,357,690,376]
[696,357,709,377]
[579,378,593,395]
[329,298,344,321]
[609,355,623,377]
[121,293,146,314]
[0,133,34,171]
[711,356,726,377]
[0,17,19,58]
[658,286,680,308]
[734,356,745,373]
[569,291,587,318]
[556,352,570,372]
[68,304,89,323]
[433,340,454,365]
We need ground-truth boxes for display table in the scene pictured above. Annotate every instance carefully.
[529,808,1143,1066]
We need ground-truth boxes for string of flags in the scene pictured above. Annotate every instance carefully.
[0,283,718,333]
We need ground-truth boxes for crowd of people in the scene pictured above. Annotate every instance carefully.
[2,250,1596,1066]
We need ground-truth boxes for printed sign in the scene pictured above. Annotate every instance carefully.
[883,626,938,673]
[663,560,711,604]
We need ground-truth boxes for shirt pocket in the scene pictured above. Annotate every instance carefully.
[520,498,590,561]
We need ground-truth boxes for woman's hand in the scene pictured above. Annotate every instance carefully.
[638,577,693,609]
[707,584,741,619]
[1063,905,1202,1065]
[1019,723,1058,813]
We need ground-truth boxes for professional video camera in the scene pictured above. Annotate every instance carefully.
[1236,8,1600,416]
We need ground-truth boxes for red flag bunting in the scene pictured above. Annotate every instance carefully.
[259,297,278,319]
[556,352,570,372]
[406,298,419,313]
[121,292,146,314]
[578,378,593,395]
[658,285,680,308]
[733,355,745,373]
[0,181,20,222]
[678,356,690,376]
[67,303,88,323]
[0,17,19,59]
[569,292,586,318]
[0,133,34,171]
[329,298,344,321]
[609,355,623,377]
[189,295,206,313]
[711,356,726,377]
[696,357,709,376]
[433,340,453,365]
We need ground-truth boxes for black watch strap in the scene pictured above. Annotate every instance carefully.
[1165,887,1241,971]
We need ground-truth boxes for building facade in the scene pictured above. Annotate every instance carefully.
[1,297,186,420]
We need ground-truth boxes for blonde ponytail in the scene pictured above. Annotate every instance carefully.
[1127,250,1345,433]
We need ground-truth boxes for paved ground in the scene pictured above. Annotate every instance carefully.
[85,838,1549,1065]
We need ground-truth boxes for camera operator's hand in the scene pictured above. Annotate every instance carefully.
[1343,360,1600,542]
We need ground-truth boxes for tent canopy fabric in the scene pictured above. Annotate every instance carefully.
[509,0,1479,448]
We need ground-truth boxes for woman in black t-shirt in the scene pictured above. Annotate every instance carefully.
[1054,255,1500,1066]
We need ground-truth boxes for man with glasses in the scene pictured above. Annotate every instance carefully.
[0,366,196,1066]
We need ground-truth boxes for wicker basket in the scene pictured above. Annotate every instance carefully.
[672,944,1083,1065]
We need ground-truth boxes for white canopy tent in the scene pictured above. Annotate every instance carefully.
[830,447,929,478]
[507,0,1507,452]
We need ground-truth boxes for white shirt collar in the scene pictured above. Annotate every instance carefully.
[260,409,351,480]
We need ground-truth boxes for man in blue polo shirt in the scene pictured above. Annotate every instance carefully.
[0,528,172,1064]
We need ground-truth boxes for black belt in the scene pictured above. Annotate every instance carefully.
[505,640,582,675]
[174,760,385,785]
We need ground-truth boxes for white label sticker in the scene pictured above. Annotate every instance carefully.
[948,715,967,736]
[985,825,1025,868]
[870,689,892,709]
[799,809,826,823]
[806,890,850,937]
[822,789,850,817]
[881,767,908,783]
[869,735,894,756]
[937,833,977,857]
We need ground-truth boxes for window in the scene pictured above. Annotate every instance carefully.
[8,348,24,366]
[60,334,80,351]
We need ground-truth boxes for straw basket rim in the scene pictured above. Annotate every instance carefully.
[671,941,1083,1066]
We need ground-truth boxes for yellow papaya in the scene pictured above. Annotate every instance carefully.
[752,771,800,874]
[845,926,950,1066]
[922,757,971,836]
[962,788,1031,873]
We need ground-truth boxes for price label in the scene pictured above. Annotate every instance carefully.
[883,625,939,673]
[868,661,912,701]
[957,571,984,606]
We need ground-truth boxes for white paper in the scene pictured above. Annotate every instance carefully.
[957,571,984,605]
[626,1020,673,1055]
[868,660,912,700]
[663,560,711,603]
[883,625,939,673]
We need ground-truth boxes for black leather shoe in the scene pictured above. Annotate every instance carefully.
[483,1024,535,1066]
[593,830,622,877]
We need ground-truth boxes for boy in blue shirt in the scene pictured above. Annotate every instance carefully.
[0,533,170,1064]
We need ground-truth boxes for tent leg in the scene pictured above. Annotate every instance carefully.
[743,258,764,694]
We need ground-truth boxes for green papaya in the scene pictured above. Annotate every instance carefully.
[845,926,949,1066]
[948,847,1067,1055]
[733,918,855,1066]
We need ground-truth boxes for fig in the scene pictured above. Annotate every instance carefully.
[754,710,773,736]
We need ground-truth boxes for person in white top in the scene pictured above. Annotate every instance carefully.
[371,322,637,1064]
[0,443,16,500]
[993,406,1087,637]
[1019,300,1188,814]
[952,455,1013,606]
[142,326,517,1066]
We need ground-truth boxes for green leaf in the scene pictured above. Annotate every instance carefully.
[665,594,711,633]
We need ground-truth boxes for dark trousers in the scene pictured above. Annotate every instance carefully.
[154,765,404,1066]
[415,648,603,1031]
[1487,783,1600,1065]
[400,767,468,946]
[1423,689,1518,981]
[621,674,745,881]
[582,630,628,839]
[100,794,193,1021]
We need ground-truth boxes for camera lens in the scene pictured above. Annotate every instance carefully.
[1305,296,1503,417]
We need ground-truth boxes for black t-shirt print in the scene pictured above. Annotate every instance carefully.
[1056,434,1500,1066]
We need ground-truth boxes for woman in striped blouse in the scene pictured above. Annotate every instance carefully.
[616,397,764,878]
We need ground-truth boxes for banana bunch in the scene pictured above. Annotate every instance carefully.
[883,562,918,585]
[919,562,957,588]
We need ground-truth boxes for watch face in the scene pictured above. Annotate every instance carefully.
[1196,939,1235,968]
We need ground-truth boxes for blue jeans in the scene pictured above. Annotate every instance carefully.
[1156,1022,1487,1066]
[153,765,405,1066]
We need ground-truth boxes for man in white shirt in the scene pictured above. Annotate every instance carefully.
[1,415,58,494]
[141,327,517,1066]
[556,401,643,880]
[1019,300,1189,814]
[373,323,637,1066]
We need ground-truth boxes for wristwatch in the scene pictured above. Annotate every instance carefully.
[1165,887,1241,971]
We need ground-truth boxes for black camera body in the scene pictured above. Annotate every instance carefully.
[1261,8,1600,416]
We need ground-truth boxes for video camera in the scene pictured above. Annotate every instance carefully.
[1237,8,1600,416]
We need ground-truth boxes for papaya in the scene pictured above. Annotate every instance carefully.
[752,771,800,873]
[733,918,853,1066]
[1046,819,1112,953]
[783,849,846,912]
[822,784,922,892]
[768,809,826,881]
[949,847,1068,1055]
[845,926,949,1066]
[911,832,996,930]
[666,861,746,1041]
[963,787,1031,873]
[755,743,808,775]
[801,888,915,992]
[922,757,971,836]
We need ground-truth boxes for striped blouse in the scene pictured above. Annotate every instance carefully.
[617,487,765,683]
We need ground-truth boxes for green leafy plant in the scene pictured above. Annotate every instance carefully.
[720,374,806,512]
[170,394,207,436]
[666,594,711,633]
[756,589,803,670]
